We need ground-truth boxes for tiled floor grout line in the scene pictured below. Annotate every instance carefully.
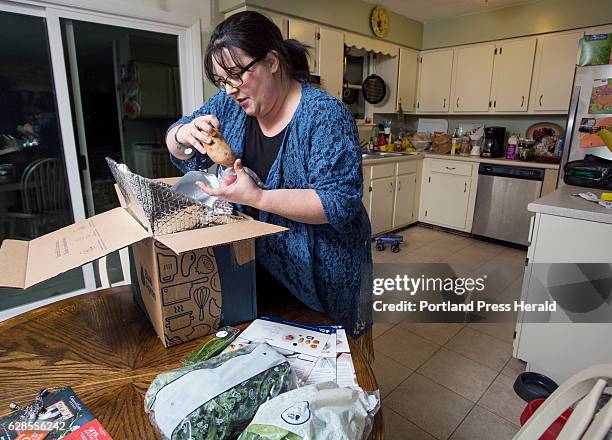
[372,323,397,341]
[383,405,442,440]
[380,342,445,402]
[466,323,516,345]
[474,357,523,429]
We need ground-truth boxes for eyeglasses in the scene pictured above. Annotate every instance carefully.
[213,56,264,91]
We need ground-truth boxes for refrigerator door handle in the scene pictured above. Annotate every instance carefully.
[558,85,581,187]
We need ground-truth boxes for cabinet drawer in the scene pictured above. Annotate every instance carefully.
[429,160,473,177]
[371,163,396,179]
[396,160,418,175]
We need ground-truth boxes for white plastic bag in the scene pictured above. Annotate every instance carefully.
[238,381,380,440]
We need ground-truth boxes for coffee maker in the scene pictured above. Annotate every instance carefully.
[481,126,506,158]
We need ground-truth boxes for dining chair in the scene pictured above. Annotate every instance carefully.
[513,363,612,439]
[3,157,70,239]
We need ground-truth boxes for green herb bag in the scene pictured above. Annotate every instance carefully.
[145,343,298,440]
[238,382,380,440]
[578,34,612,66]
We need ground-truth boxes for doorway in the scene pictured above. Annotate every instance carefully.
[0,1,202,319]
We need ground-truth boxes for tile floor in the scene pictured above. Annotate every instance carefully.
[371,225,528,440]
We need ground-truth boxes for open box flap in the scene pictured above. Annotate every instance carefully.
[155,220,287,254]
[0,240,29,288]
[0,207,149,289]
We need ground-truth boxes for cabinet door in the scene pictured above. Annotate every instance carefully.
[267,14,288,38]
[422,172,471,230]
[396,47,418,112]
[452,44,495,112]
[531,31,582,112]
[362,165,372,219]
[370,177,395,235]
[288,19,318,75]
[491,38,536,112]
[318,27,344,100]
[393,173,417,228]
[417,49,453,112]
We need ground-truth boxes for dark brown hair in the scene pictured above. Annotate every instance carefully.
[204,11,311,86]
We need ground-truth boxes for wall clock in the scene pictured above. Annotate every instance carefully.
[371,5,389,38]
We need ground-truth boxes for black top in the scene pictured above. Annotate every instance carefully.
[241,116,286,218]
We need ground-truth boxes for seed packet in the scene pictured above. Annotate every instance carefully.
[578,34,612,66]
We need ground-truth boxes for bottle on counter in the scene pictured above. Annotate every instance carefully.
[376,131,386,151]
[451,127,462,156]
[506,133,518,160]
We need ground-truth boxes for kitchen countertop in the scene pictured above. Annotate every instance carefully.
[362,153,422,165]
[528,184,612,224]
[361,152,560,169]
[423,152,560,170]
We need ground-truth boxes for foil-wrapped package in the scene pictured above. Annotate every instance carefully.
[106,158,243,236]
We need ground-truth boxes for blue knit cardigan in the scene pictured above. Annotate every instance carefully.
[168,81,372,337]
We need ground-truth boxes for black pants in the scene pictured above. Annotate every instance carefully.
[256,263,295,313]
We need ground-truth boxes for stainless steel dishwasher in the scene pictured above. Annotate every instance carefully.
[472,164,545,246]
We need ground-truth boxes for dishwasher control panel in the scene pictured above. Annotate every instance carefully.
[478,164,545,181]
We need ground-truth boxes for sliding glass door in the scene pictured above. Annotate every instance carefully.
[0,8,85,313]
[0,1,202,319]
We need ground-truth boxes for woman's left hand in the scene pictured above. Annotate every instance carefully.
[196,159,262,207]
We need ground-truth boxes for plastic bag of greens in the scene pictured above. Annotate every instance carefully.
[145,343,298,440]
[238,381,380,440]
[578,34,612,66]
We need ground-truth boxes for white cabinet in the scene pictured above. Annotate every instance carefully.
[367,160,419,235]
[396,47,418,113]
[362,165,372,219]
[514,212,612,383]
[490,38,536,112]
[370,177,395,235]
[288,18,319,75]
[419,159,478,232]
[318,27,344,100]
[530,31,583,112]
[416,49,454,113]
[267,14,288,38]
[451,43,495,112]
[393,161,417,229]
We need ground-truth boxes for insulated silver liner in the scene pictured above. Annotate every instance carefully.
[106,157,243,236]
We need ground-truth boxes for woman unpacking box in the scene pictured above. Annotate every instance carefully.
[166,11,373,356]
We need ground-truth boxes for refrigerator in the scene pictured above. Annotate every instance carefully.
[558,64,612,186]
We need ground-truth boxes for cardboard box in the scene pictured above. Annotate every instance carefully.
[0,177,286,347]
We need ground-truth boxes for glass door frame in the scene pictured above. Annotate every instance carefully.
[0,0,203,319]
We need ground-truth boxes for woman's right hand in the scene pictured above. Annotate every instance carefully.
[174,115,222,156]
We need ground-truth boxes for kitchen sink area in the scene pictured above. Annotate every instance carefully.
[361,151,418,159]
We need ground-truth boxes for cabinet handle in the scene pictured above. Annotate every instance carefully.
[445,166,456,170]
[389,181,394,193]
[539,94,543,106]
[398,181,402,191]
[456,97,460,108]
[443,98,446,108]
[521,96,525,107]
[464,182,467,193]
[494,100,496,108]
[369,185,372,192]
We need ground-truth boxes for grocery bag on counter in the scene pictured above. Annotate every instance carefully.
[144,343,298,440]
[238,382,380,440]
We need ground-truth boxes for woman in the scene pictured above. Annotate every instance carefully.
[166,11,372,342]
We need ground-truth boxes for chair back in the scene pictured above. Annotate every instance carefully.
[20,158,68,214]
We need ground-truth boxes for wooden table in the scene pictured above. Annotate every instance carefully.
[0,286,382,439]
